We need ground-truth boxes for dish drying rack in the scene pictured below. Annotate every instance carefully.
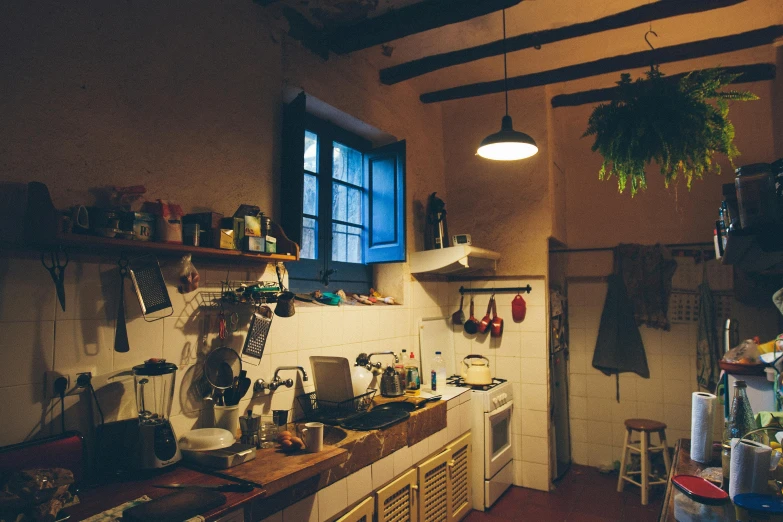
[296,389,377,425]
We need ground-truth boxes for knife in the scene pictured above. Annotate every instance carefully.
[154,483,254,493]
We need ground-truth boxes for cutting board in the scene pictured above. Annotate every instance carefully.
[418,317,456,382]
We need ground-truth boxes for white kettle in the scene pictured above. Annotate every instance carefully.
[461,355,492,385]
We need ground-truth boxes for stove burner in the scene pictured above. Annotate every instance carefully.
[446,376,507,391]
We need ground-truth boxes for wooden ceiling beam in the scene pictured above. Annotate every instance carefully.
[323,0,523,55]
[381,0,746,85]
[420,25,783,103]
[550,63,776,108]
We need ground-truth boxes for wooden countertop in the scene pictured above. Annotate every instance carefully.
[61,464,266,522]
[659,438,722,522]
[212,445,348,496]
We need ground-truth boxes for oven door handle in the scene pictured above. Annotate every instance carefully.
[485,400,513,421]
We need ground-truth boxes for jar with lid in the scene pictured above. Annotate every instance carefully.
[735,163,778,229]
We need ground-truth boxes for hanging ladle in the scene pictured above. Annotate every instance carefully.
[451,294,465,325]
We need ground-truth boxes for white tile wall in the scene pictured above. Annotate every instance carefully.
[318,478,348,521]
[346,466,372,506]
[567,281,716,468]
[283,493,318,522]
[448,278,550,491]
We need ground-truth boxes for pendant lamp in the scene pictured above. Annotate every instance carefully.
[476,9,538,161]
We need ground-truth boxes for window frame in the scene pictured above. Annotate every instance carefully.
[293,114,373,291]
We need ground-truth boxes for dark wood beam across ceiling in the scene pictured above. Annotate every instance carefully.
[550,63,776,108]
[381,0,746,85]
[420,25,783,103]
[321,0,523,55]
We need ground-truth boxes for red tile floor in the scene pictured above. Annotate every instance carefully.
[464,464,663,522]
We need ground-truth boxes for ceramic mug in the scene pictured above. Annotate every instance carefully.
[214,405,240,434]
[301,422,324,453]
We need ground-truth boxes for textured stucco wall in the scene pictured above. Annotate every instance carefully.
[441,88,551,276]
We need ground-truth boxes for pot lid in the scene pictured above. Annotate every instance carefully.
[132,358,177,376]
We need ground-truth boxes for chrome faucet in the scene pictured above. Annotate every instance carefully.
[254,366,309,394]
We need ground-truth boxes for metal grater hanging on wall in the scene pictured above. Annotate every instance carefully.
[128,254,174,321]
[242,305,273,365]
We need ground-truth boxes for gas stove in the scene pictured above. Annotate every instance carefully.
[445,376,507,391]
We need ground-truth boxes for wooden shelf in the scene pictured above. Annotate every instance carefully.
[32,234,298,264]
[722,228,783,273]
[11,181,300,266]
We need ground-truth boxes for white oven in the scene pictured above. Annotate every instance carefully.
[471,381,514,510]
[485,400,513,478]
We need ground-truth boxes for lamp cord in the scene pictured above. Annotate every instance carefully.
[503,9,509,116]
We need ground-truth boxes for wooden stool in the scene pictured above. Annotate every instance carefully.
[617,418,672,505]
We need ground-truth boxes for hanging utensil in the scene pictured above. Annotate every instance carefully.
[128,254,173,321]
[464,298,479,334]
[491,296,504,338]
[478,295,493,334]
[41,249,68,312]
[205,347,242,406]
[451,294,465,325]
[218,309,227,340]
[512,293,527,322]
[241,305,273,364]
[114,257,130,353]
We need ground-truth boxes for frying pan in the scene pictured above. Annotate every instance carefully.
[372,402,416,413]
[451,294,465,325]
[463,298,479,334]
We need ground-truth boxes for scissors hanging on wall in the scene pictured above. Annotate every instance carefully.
[41,248,68,311]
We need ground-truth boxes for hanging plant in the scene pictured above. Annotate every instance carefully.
[583,67,758,196]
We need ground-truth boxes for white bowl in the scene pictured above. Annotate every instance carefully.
[178,428,235,451]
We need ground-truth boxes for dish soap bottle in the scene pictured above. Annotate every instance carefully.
[405,351,421,396]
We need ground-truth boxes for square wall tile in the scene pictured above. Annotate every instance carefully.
[569,374,586,397]
[520,410,547,437]
[520,358,547,385]
[447,405,460,441]
[0,253,56,322]
[586,397,613,423]
[570,397,587,420]
[572,442,588,465]
[520,306,546,333]
[259,512,283,522]
[519,383,547,412]
[429,429,447,453]
[411,438,429,465]
[0,320,54,386]
[361,309,380,342]
[587,420,613,445]
[489,331,521,357]
[521,436,548,464]
[320,308,345,347]
[318,478,347,521]
[393,446,412,476]
[299,313,323,350]
[496,356,521,383]
[520,332,547,358]
[115,317,163,370]
[283,493,318,522]
[372,454,395,490]
[663,379,696,406]
[637,379,664,403]
[587,443,613,468]
[522,462,550,491]
[0,384,47,446]
[585,374,615,400]
[267,313,299,353]
[346,466,372,506]
[571,419,587,443]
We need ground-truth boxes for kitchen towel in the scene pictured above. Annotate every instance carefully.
[729,438,772,500]
[690,392,717,463]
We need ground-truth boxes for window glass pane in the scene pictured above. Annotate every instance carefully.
[333,142,363,185]
[332,223,362,263]
[302,217,317,259]
[304,131,318,173]
[332,183,361,225]
[304,174,318,216]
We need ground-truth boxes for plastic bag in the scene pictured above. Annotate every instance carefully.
[723,338,761,365]
[177,254,200,294]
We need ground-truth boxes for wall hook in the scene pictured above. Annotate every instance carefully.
[644,30,658,52]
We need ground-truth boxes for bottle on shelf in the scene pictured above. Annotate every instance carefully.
[405,351,421,396]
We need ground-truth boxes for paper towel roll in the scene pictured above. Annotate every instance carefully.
[729,438,772,500]
[690,392,717,463]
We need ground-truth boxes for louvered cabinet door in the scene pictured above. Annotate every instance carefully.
[376,468,419,522]
[447,432,472,522]
[336,496,375,522]
[417,449,451,522]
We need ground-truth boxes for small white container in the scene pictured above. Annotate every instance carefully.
[214,405,241,435]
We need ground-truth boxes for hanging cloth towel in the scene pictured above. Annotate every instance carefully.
[616,244,678,331]
[592,273,650,401]
[696,281,721,391]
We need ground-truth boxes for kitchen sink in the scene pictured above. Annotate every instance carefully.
[323,425,348,445]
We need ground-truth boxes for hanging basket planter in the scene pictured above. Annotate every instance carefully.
[583,67,759,196]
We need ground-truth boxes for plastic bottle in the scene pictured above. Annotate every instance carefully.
[396,349,407,390]
[432,351,447,391]
[727,380,757,441]
[405,351,421,396]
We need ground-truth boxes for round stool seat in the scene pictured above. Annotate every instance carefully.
[624,418,667,432]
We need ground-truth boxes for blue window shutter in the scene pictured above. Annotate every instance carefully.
[364,140,406,264]
[280,92,306,246]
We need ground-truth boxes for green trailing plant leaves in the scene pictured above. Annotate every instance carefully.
[583,68,758,196]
